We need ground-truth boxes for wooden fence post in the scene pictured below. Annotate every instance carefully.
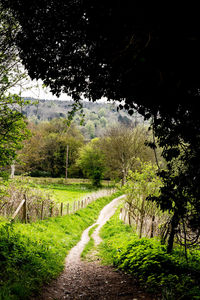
[124,209,127,223]
[119,208,122,220]
[150,215,155,238]
[23,194,27,223]
[81,200,83,208]
[11,199,25,221]
[66,203,69,214]
[50,203,53,217]
[128,211,131,226]
[78,201,80,210]
[73,201,76,212]
[60,203,63,216]
[41,201,44,220]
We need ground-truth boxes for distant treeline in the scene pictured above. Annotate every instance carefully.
[22,98,146,139]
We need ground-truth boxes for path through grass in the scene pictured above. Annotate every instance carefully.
[0,190,121,300]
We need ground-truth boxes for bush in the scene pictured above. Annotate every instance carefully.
[99,209,200,299]
[29,170,52,177]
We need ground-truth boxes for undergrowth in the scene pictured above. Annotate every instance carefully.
[0,190,122,300]
[99,208,200,300]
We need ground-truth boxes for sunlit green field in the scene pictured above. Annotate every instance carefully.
[38,183,97,203]
[24,176,113,204]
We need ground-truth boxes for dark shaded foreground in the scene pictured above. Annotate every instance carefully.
[35,260,158,300]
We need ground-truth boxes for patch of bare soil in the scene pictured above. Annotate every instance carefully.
[31,196,159,300]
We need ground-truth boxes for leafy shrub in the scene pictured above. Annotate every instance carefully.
[29,170,52,177]
[99,209,200,299]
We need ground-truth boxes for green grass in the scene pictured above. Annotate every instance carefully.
[99,208,200,300]
[36,182,97,203]
[0,190,122,300]
[81,224,98,260]
[15,176,113,205]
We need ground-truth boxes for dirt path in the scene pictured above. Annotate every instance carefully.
[33,195,158,300]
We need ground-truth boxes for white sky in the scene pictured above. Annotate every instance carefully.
[14,78,73,101]
[10,77,111,104]
[10,77,110,103]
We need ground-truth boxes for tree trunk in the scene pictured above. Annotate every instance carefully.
[121,167,128,186]
[139,215,144,238]
[10,164,15,178]
[139,196,145,238]
[65,144,69,180]
[167,211,179,253]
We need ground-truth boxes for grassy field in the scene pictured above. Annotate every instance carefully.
[19,176,114,203]
[30,182,97,203]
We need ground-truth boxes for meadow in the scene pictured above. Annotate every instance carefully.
[20,176,113,203]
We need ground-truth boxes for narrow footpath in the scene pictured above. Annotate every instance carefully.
[33,195,158,300]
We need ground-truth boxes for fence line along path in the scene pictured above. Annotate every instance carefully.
[8,188,116,223]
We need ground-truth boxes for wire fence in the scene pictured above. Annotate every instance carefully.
[0,188,115,223]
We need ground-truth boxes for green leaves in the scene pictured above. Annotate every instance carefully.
[99,209,200,299]
[0,4,30,171]
[77,138,106,186]
[0,95,30,167]
[123,160,165,238]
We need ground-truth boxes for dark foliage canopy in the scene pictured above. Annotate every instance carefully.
[2,1,200,109]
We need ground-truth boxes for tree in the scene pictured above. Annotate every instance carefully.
[0,3,26,95]
[0,4,29,168]
[2,1,200,101]
[99,116,107,128]
[0,96,29,168]
[141,108,200,253]
[124,160,163,238]
[100,125,157,185]
[85,120,95,139]
[18,122,45,175]
[18,119,84,177]
[77,138,106,186]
